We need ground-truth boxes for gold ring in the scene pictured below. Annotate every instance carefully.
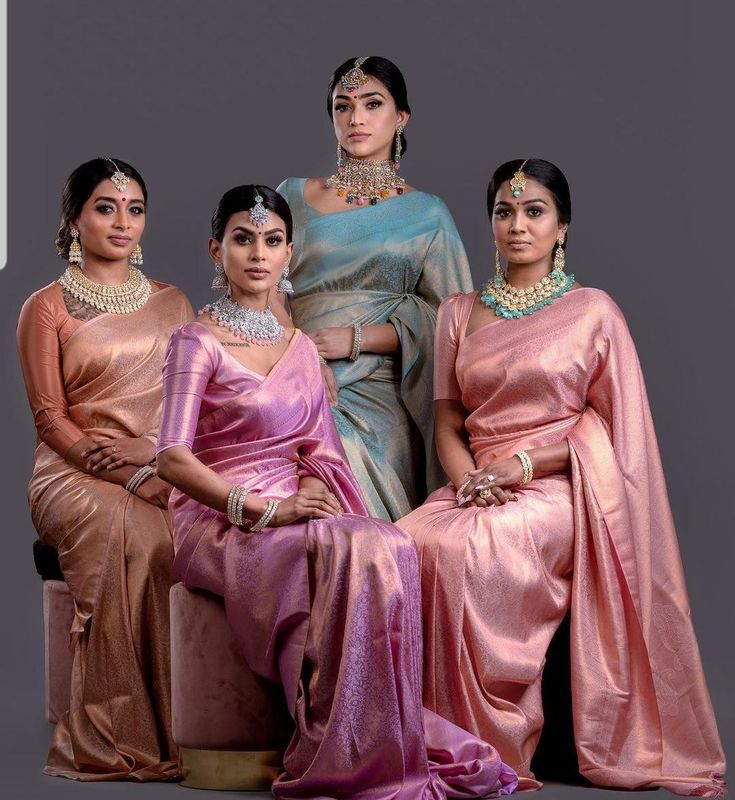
[479,487,494,499]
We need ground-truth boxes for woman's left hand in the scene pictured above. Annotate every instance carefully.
[457,457,524,506]
[308,327,354,360]
[82,436,156,473]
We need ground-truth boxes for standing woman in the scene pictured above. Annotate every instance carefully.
[277,56,473,521]
[156,184,516,799]
[17,158,193,779]
[398,160,726,795]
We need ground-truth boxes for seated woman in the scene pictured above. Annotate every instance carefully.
[398,160,726,796]
[16,158,193,779]
[155,185,517,799]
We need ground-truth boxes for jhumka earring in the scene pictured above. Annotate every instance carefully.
[394,125,404,169]
[509,159,529,197]
[553,233,566,274]
[211,262,227,290]
[276,264,294,294]
[68,228,82,265]
[129,243,143,266]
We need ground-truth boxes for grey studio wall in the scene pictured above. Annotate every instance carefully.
[1,1,731,798]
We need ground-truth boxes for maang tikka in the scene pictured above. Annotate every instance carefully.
[340,57,369,92]
[106,158,131,193]
[249,192,269,227]
[509,159,529,197]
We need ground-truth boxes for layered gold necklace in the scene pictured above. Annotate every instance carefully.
[481,268,575,319]
[58,265,152,314]
[326,158,405,206]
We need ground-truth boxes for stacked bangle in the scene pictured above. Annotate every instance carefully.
[252,499,279,532]
[227,485,249,526]
[349,323,362,361]
[318,354,328,366]
[126,465,156,495]
[514,450,533,484]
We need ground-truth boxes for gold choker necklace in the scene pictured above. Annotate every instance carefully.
[326,158,405,206]
[58,266,152,314]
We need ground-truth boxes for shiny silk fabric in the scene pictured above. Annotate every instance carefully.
[398,289,725,796]
[158,322,517,799]
[277,179,473,521]
[17,282,192,780]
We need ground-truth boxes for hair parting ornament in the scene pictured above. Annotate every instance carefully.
[340,56,369,92]
[106,158,131,193]
[249,193,269,227]
[509,160,528,198]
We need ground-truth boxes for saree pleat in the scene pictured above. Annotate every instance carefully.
[398,289,725,795]
[277,178,473,520]
[18,283,192,779]
[158,322,517,798]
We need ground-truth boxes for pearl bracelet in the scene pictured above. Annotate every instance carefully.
[514,450,533,484]
[126,465,156,495]
[349,323,363,361]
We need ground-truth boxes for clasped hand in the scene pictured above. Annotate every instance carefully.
[271,487,343,526]
[308,327,353,360]
[456,457,524,507]
[82,436,156,473]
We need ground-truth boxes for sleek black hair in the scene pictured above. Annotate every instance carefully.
[487,159,572,249]
[327,56,411,156]
[211,185,293,243]
[55,157,147,258]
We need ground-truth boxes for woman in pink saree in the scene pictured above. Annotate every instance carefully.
[156,185,517,799]
[398,159,726,795]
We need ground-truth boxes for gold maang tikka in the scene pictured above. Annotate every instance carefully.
[340,57,369,92]
[509,159,529,198]
[106,158,130,193]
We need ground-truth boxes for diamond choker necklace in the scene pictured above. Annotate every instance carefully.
[326,158,405,206]
[201,295,284,345]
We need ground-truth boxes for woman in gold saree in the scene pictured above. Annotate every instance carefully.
[16,158,192,779]
[277,56,473,521]
[398,159,726,795]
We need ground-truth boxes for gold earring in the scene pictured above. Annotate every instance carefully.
[495,246,502,277]
[68,228,82,265]
[394,125,404,169]
[129,243,143,267]
[553,233,566,274]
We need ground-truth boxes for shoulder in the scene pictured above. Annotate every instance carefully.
[168,319,217,357]
[148,282,194,313]
[276,177,305,202]
[410,192,457,224]
[438,290,476,316]
[18,281,65,323]
[570,287,631,342]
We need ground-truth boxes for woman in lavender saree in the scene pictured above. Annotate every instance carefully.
[156,185,516,799]
[398,160,726,795]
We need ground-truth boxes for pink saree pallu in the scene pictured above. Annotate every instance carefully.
[158,322,518,799]
[398,289,725,796]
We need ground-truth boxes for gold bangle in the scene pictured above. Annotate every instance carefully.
[514,450,533,484]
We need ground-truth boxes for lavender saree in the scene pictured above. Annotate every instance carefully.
[398,289,725,796]
[157,321,517,800]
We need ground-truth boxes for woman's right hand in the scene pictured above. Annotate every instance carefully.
[135,476,173,510]
[270,488,342,526]
[320,361,339,406]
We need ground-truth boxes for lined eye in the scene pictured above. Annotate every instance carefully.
[334,103,350,113]
[234,234,252,245]
[527,207,543,217]
[266,235,283,246]
[95,204,115,214]
[494,209,511,218]
[129,206,145,215]
[366,100,383,109]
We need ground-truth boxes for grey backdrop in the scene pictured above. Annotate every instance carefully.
[2,1,732,797]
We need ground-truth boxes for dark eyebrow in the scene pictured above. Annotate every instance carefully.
[333,91,386,101]
[495,197,549,207]
[93,195,145,204]
[231,225,285,235]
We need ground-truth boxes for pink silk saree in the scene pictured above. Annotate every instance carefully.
[398,289,725,796]
[157,322,517,799]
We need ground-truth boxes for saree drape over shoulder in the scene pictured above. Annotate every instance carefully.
[277,178,473,521]
[16,282,193,780]
[397,289,725,796]
[158,322,517,800]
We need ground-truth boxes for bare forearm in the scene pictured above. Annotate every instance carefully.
[526,441,570,476]
[436,425,476,488]
[157,446,268,523]
[298,475,330,493]
[361,323,399,355]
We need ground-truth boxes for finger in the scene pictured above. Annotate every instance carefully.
[106,457,132,471]
[91,454,120,472]
[491,486,511,505]
[467,467,486,476]
[472,496,488,508]
[304,500,338,517]
[86,446,115,465]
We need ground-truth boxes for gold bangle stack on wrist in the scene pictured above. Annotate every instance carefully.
[126,465,156,495]
[514,450,533,484]
[227,485,249,526]
[349,323,362,361]
[252,499,279,532]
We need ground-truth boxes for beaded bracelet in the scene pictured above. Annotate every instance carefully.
[252,499,279,532]
[514,450,533,484]
[227,485,249,526]
[126,465,156,495]
[349,323,363,361]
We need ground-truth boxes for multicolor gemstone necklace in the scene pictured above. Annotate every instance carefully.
[326,157,405,206]
[480,266,575,319]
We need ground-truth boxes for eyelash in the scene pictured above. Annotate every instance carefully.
[334,100,383,112]
[234,235,284,246]
[494,207,543,218]
[95,204,144,215]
